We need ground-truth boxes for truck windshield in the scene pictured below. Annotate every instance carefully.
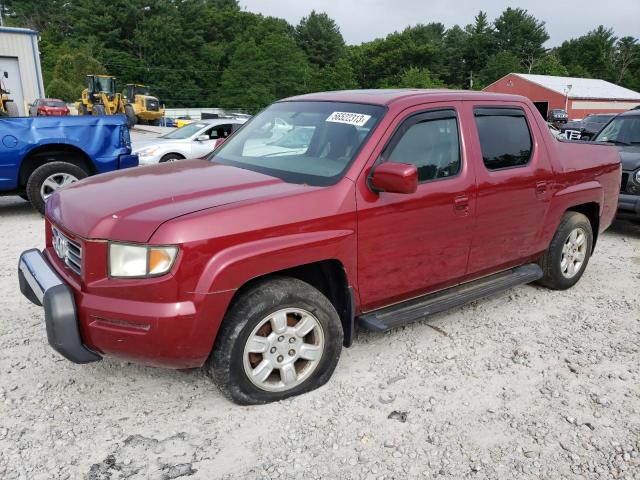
[210,101,385,186]
[594,116,640,145]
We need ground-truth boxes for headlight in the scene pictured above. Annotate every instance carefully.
[137,146,159,157]
[109,243,178,278]
[635,170,640,184]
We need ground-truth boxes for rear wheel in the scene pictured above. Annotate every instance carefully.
[26,162,87,214]
[207,277,343,405]
[537,212,593,290]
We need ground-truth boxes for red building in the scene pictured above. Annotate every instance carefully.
[484,73,640,120]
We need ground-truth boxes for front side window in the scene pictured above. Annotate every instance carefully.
[594,116,640,145]
[384,110,461,182]
[203,124,233,139]
[210,101,385,185]
[474,108,532,170]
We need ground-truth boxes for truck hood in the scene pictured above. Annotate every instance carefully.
[619,145,640,171]
[47,160,310,242]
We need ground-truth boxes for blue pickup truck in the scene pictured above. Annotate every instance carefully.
[0,115,138,213]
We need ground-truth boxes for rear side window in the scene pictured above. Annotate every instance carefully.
[474,108,532,170]
[384,110,461,183]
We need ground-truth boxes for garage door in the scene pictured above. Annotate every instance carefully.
[0,57,25,116]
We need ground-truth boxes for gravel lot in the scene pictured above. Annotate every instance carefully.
[1,194,639,480]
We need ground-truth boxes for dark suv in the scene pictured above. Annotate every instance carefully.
[548,108,568,125]
[561,113,617,140]
[594,109,640,221]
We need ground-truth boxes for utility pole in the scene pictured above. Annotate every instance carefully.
[564,84,573,112]
[0,3,4,27]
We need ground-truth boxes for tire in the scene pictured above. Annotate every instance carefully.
[26,162,88,215]
[159,153,183,163]
[149,119,160,127]
[207,276,343,405]
[18,193,29,201]
[92,104,106,116]
[124,104,136,128]
[537,212,593,290]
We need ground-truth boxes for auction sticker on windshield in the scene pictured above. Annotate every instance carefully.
[326,112,371,127]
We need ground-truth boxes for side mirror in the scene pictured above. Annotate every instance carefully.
[370,162,418,194]
[3,72,7,78]
[196,135,210,142]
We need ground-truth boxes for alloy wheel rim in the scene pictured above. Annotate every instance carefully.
[40,173,79,200]
[561,227,587,279]
[242,308,324,392]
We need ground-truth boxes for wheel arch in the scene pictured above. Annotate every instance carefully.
[565,202,600,251]
[160,152,186,162]
[223,260,356,348]
[18,143,95,188]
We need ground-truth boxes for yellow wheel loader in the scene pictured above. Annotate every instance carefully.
[76,75,134,127]
[123,84,165,127]
[0,71,19,117]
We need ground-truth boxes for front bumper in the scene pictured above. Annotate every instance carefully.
[18,249,101,364]
[618,193,640,219]
[137,154,161,165]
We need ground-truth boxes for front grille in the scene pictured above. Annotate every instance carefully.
[52,226,82,276]
[621,173,629,193]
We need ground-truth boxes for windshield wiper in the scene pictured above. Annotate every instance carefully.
[602,139,630,146]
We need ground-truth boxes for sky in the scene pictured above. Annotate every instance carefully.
[238,0,640,46]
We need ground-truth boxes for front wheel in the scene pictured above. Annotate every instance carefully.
[207,277,343,405]
[537,211,593,290]
[26,162,87,214]
[124,104,136,128]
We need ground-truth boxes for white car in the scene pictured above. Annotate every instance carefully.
[133,118,247,165]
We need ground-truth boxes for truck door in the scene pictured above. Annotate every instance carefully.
[356,102,477,312]
[463,102,554,278]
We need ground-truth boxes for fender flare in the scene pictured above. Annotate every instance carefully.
[193,229,355,295]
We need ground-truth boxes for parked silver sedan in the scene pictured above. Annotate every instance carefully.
[133,118,247,165]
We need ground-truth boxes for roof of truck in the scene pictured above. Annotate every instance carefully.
[284,89,526,106]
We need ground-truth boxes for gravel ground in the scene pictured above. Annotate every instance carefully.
[0,195,639,480]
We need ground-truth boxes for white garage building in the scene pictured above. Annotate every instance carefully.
[0,27,45,116]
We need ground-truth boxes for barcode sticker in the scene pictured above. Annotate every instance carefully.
[326,111,371,127]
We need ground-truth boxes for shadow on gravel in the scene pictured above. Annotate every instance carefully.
[605,219,640,239]
[0,196,39,218]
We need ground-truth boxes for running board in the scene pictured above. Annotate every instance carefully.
[358,264,543,332]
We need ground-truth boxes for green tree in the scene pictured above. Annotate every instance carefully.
[478,51,522,88]
[557,26,617,81]
[531,54,569,76]
[219,34,309,111]
[381,67,445,89]
[464,11,497,78]
[295,11,346,67]
[493,8,549,72]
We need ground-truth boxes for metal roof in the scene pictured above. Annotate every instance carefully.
[514,73,640,100]
[0,26,38,36]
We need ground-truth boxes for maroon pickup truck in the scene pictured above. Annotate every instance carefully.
[19,90,620,404]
